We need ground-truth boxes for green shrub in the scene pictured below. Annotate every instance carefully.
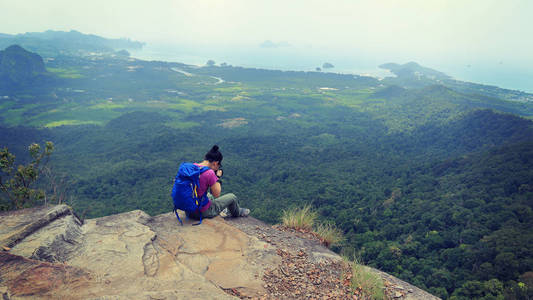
[0,142,54,210]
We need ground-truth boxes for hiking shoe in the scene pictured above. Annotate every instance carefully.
[220,208,229,218]
[239,208,250,217]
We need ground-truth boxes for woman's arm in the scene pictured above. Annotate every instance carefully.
[211,181,221,198]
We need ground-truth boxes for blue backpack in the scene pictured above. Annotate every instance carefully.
[171,162,211,225]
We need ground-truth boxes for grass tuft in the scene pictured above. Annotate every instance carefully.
[314,222,345,247]
[350,262,385,300]
[281,205,317,230]
[281,205,345,248]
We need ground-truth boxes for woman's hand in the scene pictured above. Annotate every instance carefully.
[215,169,223,178]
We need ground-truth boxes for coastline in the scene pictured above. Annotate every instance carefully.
[129,44,533,93]
[128,44,395,80]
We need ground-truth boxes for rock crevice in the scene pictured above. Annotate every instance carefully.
[142,240,159,277]
[0,205,77,249]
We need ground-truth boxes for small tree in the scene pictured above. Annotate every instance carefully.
[206,59,216,66]
[0,142,54,209]
[41,163,71,205]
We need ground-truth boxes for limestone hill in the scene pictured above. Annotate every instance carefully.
[0,205,439,299]
[0,45,52,92]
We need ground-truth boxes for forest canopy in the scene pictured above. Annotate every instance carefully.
[1,42,533,299]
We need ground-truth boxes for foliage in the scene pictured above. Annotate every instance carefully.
[1,46,533,298]
[0,142,53,209]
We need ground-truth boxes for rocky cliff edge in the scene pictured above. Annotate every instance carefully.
[0,205,439,299]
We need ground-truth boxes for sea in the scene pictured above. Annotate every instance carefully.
[129,43,533,93]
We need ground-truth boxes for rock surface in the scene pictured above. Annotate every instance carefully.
[1,205,440,299]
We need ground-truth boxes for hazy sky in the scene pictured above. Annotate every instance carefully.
[1,1,531,55]
[1,0,533,89]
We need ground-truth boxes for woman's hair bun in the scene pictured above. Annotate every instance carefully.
[205,145,222,162]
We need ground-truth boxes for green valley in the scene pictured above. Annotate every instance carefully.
[1,38,533,299]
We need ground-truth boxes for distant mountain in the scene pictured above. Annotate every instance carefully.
[259,40,291,48]
[380,62,451,81]
[0,30,144,58]
[380,61,533,102]
[0,45,52,93]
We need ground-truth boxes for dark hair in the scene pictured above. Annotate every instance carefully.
[204,145,223,163]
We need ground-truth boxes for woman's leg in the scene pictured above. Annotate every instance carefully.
[202,193,241,218]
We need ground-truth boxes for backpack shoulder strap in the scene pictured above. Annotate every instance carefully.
[199,166,211,174]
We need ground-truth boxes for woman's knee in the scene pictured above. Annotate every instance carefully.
[217,193,237,201]
[225,193,237,199]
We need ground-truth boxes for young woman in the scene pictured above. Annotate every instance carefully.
[187,145,250,219]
